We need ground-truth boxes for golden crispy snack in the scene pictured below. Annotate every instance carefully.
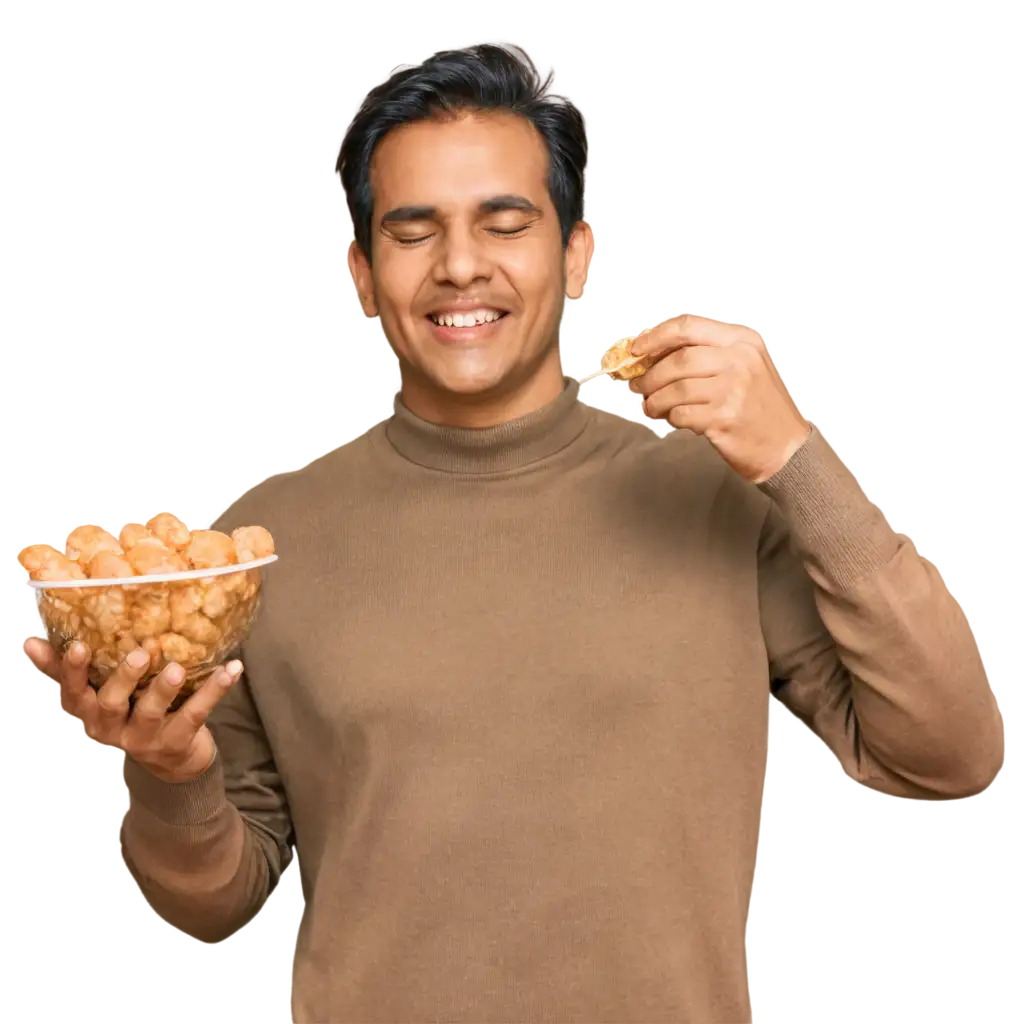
[22,515,275,700]
[601,329,655,381]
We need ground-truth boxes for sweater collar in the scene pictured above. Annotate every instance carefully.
[385,376,590,474]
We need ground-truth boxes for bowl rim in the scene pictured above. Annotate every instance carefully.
[27,553,278,589]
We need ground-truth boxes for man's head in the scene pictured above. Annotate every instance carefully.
[337,44,594,424]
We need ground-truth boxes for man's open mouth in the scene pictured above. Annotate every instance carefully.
[428,309,510,328]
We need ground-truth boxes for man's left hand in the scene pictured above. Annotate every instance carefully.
[627,314,812,484]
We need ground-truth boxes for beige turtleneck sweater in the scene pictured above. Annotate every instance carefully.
[119,377,1003,1023]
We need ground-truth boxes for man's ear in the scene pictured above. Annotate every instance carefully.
[348,240,379,317]
[564,220,594,300]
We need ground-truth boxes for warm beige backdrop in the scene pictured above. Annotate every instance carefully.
[2,9,1024,1024]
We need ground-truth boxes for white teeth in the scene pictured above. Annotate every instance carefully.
[431,309,504,327]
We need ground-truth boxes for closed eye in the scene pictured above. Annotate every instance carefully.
[394,226,531,246]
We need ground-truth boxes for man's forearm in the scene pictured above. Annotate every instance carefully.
[120,752,274,942]
[758,426,1004,797]
[757,424,900,589]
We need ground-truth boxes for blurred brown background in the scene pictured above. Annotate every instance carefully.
[2,8,1024,1024]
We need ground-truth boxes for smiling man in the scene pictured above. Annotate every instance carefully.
[26,42,1003,1024]
[346,101,584,427]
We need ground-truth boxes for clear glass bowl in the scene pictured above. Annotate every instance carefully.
[29,555,277,710]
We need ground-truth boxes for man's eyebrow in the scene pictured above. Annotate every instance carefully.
[379,205,436,226]
[379,194,543,226]
[478,194,543,215]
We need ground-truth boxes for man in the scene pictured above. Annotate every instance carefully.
[23,42,1003,1023]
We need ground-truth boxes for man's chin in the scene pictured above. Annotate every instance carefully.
[424,363,514,399]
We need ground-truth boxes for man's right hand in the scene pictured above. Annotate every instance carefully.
[23,638,243,783]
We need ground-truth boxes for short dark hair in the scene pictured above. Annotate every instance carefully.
[336,43,587,265]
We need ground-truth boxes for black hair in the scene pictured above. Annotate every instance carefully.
[336,43,587,265]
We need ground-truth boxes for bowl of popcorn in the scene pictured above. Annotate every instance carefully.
[19,513,277,709]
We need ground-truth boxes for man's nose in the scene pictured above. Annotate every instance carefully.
[432,225,493,287]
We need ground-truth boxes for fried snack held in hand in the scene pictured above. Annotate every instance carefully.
[598,337,651,382]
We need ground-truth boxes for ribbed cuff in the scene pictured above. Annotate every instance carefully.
[756,423,900,588]
[123,750,227,826]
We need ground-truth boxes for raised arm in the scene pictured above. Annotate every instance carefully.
[756,425,1004,799]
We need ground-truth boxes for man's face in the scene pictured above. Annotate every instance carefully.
[348,111,592,401]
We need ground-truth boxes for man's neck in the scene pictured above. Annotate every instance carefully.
[398,353,567,429]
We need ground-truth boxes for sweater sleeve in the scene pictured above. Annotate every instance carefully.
[119,664,295,942]
[754,423,1004,799]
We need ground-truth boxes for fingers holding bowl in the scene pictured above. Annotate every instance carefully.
[60,640,97,715]
[93,648,151,724]
[129,661,186,736]
[56,639,96,717]
[161,660,243,749]
[23,637,61,682]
